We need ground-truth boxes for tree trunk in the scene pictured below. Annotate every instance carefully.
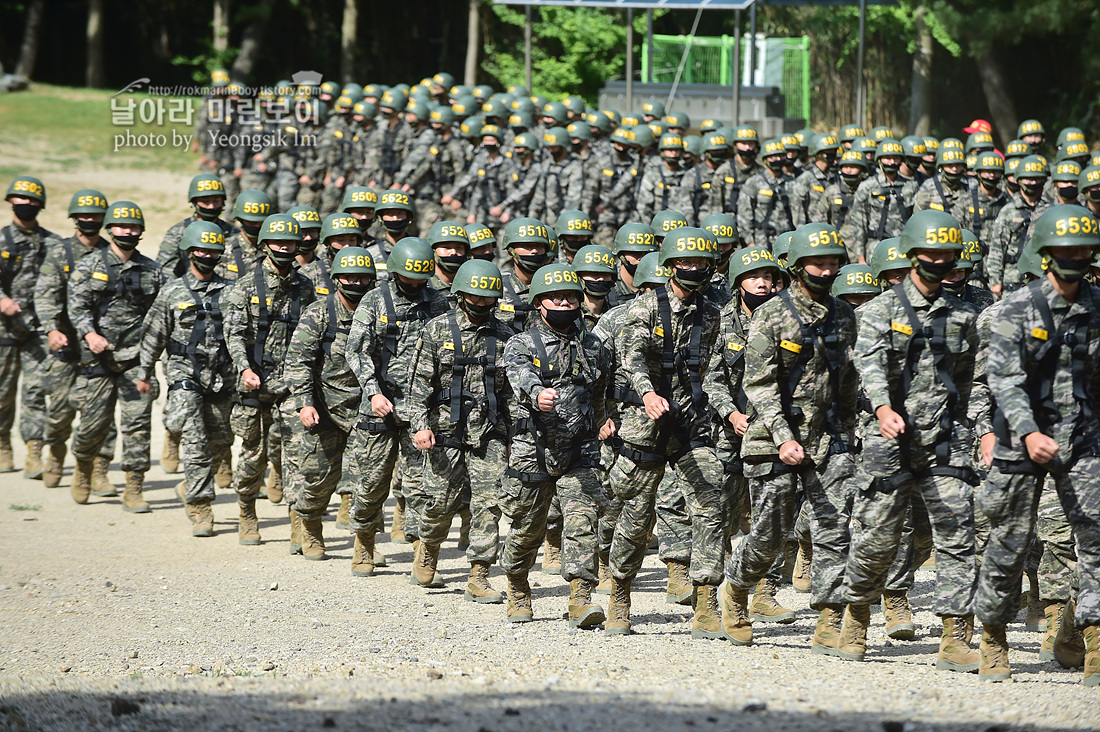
[975,50,1017,148]
[15,0,45,79]
[230,0,277,83]
[213,0,231,54]
[907,3,932,136]
[85,0,105,88]
[341,0,358,84]
[464,0,479,86]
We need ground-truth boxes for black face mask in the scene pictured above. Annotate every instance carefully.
[543,307,579,332]
[472,251,495,262]
[621,259,639,277]
[382,217,409,233]
[436,254,467,274]
[1005,178,1021,194]
[12,203,40,223]
[1058,186,1079,202]
[581,279,614,298]
[765,158,785,173]
[1021,180,1044,198]
[514,252,548,274]
[912,256,957,284]
[1049,256,1091,283]
[267,246,297,269]
[879,162,900,176]
[74,219,102,235]
[942,171,964,188]
[672,266,712,291]
[1088,188,1100,203]
[112,233,141,251]
[841,173,863,189]
[799,269,838,295]
[940,277,966,295]
[740,289,774,311]
[336,280,373,302]
[300,235,319,252]
[737,149,757,163]
[717,247,734,268]
[395,278,427,299]
[239,221,263,238]
[980,176,1002,191]
[461,299,495,321]
[189,253,220,274]
[194,204,224,221]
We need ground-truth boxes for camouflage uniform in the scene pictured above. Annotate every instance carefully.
[984,197,1044,294]
[67,246,165,471]
[913,174,970,214]
[373,117,413,189]
[528,154,584,224]
[223,258,316,499]
[345,282,449,540]
[677,162,719,226]
[609,284,725,585]
[496,158,540,220]
[725,285,860,608]
[316,117,359,217]
[216,232,263,282]
[0,221,61,447]
[843,278,982,616]
[977,279,1100,628]
[137,271,234,503]
[951,184,1009,254]
[409,308,515,562]
[395,133,466,232]
[448,150,517,229]
[709,157,763,220]
[501,320,612,583]
[842,173,917,264]
[158,215,239,278]
[594,150,641,242]
[632,161,689,225]
[497,270,540,333]
[736,168,796,250]
[790,165,837,227]
[808,179,861,231]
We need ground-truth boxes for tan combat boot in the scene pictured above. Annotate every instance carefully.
[1054,599,1085,669]
[374,544,388,567]
[191,501,214,538]
[569,578,607,629]
[665,559,694,605]
[71,459,93,504]
[750,577,796,623]
[792,540,812,593]
[506,573,534,623]
[289,509,303,554]
[122,472,150,513]
[692,585,725,639]
[335,493,351,529]
[464,562,503,604]
[833,603,870,661]
[161,431,181,473]
[237,499,261,545]
[595,552,612,595]
[300,515,326,560]
[979,624,1011,681]
[936,615,980,672]
[541,526,562,575]
[390,496,408,543]
[23,439,43,480]
[1038,601,1064,661]
[812,604,845,656]
[1083,625,1100,686]
[42,442,66,488]
[719,582,753,646]
[0,433,15,473]
[457,506,471,550]
[1024,581,1044,632]
[882,589,917,640]
[412,541,443,587]
[351,531,376,577]
[214,453,233,489]
[91,457,119,497]
[604,577,632,635]
[266,466,283,504]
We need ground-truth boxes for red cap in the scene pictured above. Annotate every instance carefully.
[963,119,993,134]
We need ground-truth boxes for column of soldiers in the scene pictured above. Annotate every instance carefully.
[9,69,1100,685]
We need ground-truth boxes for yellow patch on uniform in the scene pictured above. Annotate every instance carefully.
[727,341,743,351]
[812,185,824,192]
[500,303,515,312]
[286,126,298,134]
[656,182,664,189]
[602,169,614,177]
[968,206,976,213]
[654,326,664,337]
[1032,327,1049,341]
[532,357,540,367]
[316,287,329,295]
[631,168,638,175]
[891,321,914,336]
[779,339,802,353]
[250,296,272,306]
[177,302,195,310]
[512,173,519,181]
[92,271,109,281]
[477,169,486,177]
[701,182,710,189]
[380,315,388,323]
[725,176,736,184]
[227,264,239,272]
[930,202,944,211]
[334,130,344,138]
[376,262,387,270]
[63,265,70,273]
[833,197,844,205]
[430,146,439,155]
[759,188,773,197]
[443,341,455,350]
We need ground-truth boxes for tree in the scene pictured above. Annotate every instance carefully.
[86,0,105,88]
[340,0,358,84]
[15,0,44,79]
[464,0,479,86]
[214,0,231,54]
[230,0,277,82]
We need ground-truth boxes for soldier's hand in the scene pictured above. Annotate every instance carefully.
[299,175,311,185]
[334,176,345,188]
[598,419,617,441]
[980,432,996,467]
[192,141,200,154]
[414,430,436,450]
[1024,432,1059,464]
[300,406,319,428]
[729,410,749,436]
[400,184,412,193]
[876,405,906,440]
[256,162,268,173]
[537,388,558,412]
[85,332,109,354]
[323,173,332,186]
[441,194,454,206]
[990,284,1002,297]
[596,204,606,215]
[779,440,805,466]
[642,391,669,421]
[368,180,378,189]
[467,214,476,224]
[489,206,503,218]
[0,297,21,316]
[47,330,68,351]
[135,379,151,395]
[241,368,261,390]
[252,153,263,162]
[371,394,394,418]
[451,199,464,212]
[233,168,243,178]
[499,212,511,224]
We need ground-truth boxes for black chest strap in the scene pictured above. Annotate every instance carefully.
[321,294,351,357]
[776,289,845,449]
[251,266,301,377]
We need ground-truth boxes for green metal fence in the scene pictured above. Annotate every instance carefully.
[641,34,811,124]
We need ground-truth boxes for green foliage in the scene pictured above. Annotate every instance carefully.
[9,504,40,511]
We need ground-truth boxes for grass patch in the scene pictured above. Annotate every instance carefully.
[9,504,41,511]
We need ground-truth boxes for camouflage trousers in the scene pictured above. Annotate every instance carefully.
[727,453,856,606]
[419,438,506,564]
[844,466,977,616]
[296,182,325,210]
[239,169,275,198]
[71,366,158,472]
[596,442,620,556]
[1037,476,1077,601]
[976,456,1100,628]
[410,199,445,234]
[348,421,422,537]
[164,386,232,504]
[0,338,49,442]
[500,461,607,583]
[272,170,300,213]
[219,169,241,215]
[610,443,725,585]
[291,421,359,521]
[42,355,115,458]
[230,397,297,500]
[319,182,345,219]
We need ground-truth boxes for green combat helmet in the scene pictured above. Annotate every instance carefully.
[104,200,145,228]
[664,110,690,131]
[512,132,540,153]
[650,209,689,239]
[728,245,781,283]
[961,228,982,267]
[258,213,301,254]
[321,212,363,247]
[641,100,666,119]
[899,209,963,283]
[965,131,995,154]
[287,205,322,232]
[387,237,434,280]
[838,124,865,146]
[1016,245,1046,282]
[1026,205,1100,283]
[572,244,616,276]
[502,218,552,273]
[1056,127,1086,151]
[788,222,847,268]
[658,226,719,266]
[870,236,908,285]
[773,231,795,265]
[701,212,739,246]
[1079,165,1100,200]
[330,246,377,302]
[555,209,594,256]
[528,262,582,300]
[342,185,378,213]
[1017,119,1045,141]
[871,126,895,141]
[464,222,496,260]
[452,259,504,299]
[613,222,657,256]
[6,175,46,206]
[831,263,879,298]
[1005,140,1031,159]
[232,190,273,223]
[633,251,672,289]
[427,221,470,274]
[180,220,226,253]
[68,189,108,220]
[188,173,227,220]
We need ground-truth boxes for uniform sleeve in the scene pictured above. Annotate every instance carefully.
[66,262,99,340]
[842,186,869,263]
[742,311,797,448]
[620,298,657,398]
[34,249,65,334]
[987,301,1040,439]
[137,285,174,381]
[854,296,894,413]
[284,302,326,411]
[346,298,381,399]
[221,277,253,376]
[705,309,741,420]
[406,329,440,434]
[735,180,757,245]
[157,222,186,275]
[502,336,543,411]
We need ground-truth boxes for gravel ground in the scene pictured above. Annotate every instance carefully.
[0,426,1095,732]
